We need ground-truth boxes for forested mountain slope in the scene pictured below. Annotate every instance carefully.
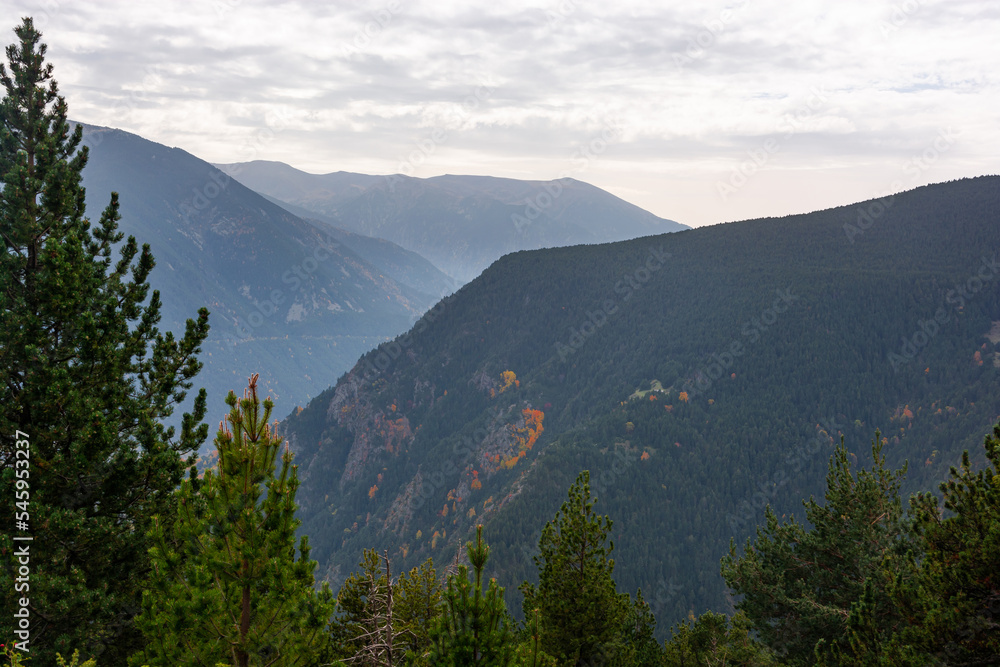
[78,124,438,415]
[249,191,459,298]
[279,176,1000,635]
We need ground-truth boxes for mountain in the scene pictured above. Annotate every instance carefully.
[77,124,439,419]
[254,192,458,298]
[216,160,688,282]
[278,176,1000,636]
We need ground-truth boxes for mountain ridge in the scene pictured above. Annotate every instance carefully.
[278,175,1000,635]
[217,160,688,282]
[76,122,439,417]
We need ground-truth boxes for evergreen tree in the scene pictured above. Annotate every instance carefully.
[0,17,209,663]
[331,549,386,662]
[721,433,909,666]
[333,549,412,667]
[880,422,1000,663]
[512,608,558,667]
[662,611,776,666]
[616,590,663,667]
[131,374,335,667]
[394,558,443,663]
[429,525,517,666]
[520,471,627,666]
[331,549,419,667]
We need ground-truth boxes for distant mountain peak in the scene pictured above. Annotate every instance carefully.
[216,160,687,282]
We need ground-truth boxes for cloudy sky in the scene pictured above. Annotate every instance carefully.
[3,0,997,227]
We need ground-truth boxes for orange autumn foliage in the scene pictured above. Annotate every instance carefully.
[499,370,517,393]
[679,391,689,402]
[502,408,545,469]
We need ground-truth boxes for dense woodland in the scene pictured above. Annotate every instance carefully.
[282,155,1000,629]
[1,17,999,666]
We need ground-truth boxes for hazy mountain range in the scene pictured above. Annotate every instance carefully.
[77,123,683,425]
[78,123,438,416]
[217,160,688,282]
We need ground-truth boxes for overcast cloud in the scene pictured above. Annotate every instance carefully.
[2,0,997,227]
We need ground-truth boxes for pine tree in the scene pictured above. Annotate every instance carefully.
[131,374,335,666]
[520,471,627,666]
[512,608,558,667]
[429,525,517,665]
[721,433,909,666]
[662,611,776,666]
[885,421,1000,663]
[331,549,408,665]
[617,590,663,667]
[0,17,209,663]
[334,549,411,667]
[394,558,443,663]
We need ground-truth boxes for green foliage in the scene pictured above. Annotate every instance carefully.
[721,433,909,665]
[662,611,776,666]
[512,608,559,667]
[395,558,444,663]
[54,651,97,667]
[0,17,209,664]
[521,471,629,665]
[616,590,663,667]
[856,422,1000,664]
[131,375,334,667]
[1,646,96,667]
[1,646,26,667]
[428,525,517,665]
[906,421,1000,660]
